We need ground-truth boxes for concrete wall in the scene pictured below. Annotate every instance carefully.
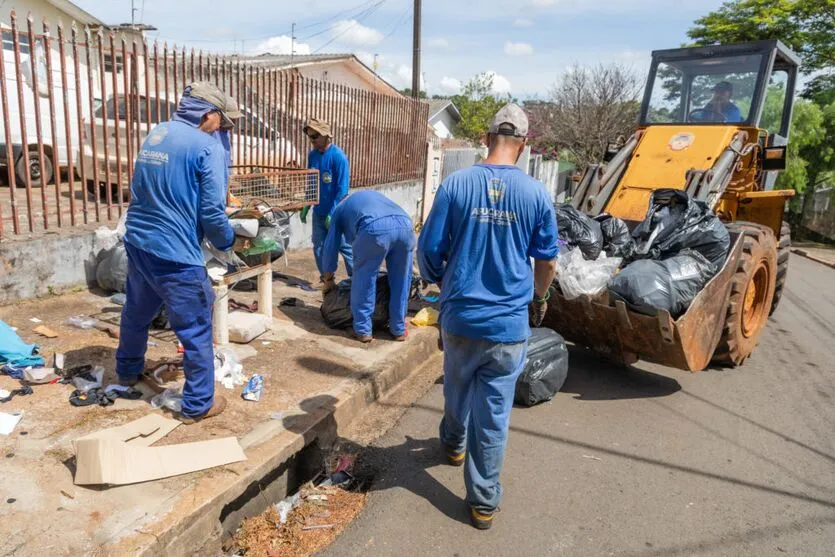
[0,179,424,304]
[430,111,457,139]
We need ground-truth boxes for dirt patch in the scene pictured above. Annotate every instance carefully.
[229,485,367,557]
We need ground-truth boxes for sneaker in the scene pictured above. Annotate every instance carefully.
[441,443,465,467]
[177,396,228,425]
[470,506,497,530]
[351,330,373,343]
[392,330,409,342]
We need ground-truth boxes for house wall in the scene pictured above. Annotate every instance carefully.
[1,0,77,28]
[295,60,398,96]
[430,110,457,139]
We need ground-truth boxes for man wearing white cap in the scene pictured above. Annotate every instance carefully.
[418,103,559,529]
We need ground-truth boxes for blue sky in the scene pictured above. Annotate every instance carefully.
[75,0,727,98]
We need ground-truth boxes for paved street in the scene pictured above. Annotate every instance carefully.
[324,254,835,557]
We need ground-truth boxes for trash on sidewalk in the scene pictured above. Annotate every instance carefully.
[110,293,127,306]
[214,348,245,390]
[557,248,622,300]
[1,320,45,370]
[410,307,439,327]
[0,384,33,403]
[69,385,140,407]
[229,298,259,313]
[279,297,305,307]
[515,328,569,407]
[23,367,58,384]
[274,272,317,292]
[0,411,23,435]
[71,366,104,393]
[242,374,264,402]
[228,312,270,344]
[29,317,42,324]
[66,316,97,330]
[96,244,129,294]
[72,413,247,485]
[275,492,302,524]
[33,325,59,339]
[150,388,184,413]
[321,275,390,330]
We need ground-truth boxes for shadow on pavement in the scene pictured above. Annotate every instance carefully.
[560,347,682,401]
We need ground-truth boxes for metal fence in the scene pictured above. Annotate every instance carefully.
[0,11,428,239]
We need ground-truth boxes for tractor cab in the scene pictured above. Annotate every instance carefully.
[641,40,801,150]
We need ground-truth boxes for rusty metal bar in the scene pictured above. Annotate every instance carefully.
[83,27,100,222]
[279,72,287,165]
[0,13,19,234]
[269,69,276,167]
[257,66,264,166]
[189,48,195,82]
[109,32,124,214]
[247,63,254,165]
[132,40,142,171]
[41,18,63,227]
[71,23,88,224]
[122,36,134,188]
[26,14,50,228]
[143,39,151,141]
[153,40,160,125]
[235,59,242,165]
[198,49,203,82]
[97,29,113,219]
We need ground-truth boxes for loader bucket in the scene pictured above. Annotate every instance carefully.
[543,230,744,372]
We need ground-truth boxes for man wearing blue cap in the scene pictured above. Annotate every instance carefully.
[418,103,559,530]
[116,82,240,424]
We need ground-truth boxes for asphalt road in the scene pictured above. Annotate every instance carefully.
[323,254,835,557]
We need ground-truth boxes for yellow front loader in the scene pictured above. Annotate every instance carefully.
[545,40,800,370]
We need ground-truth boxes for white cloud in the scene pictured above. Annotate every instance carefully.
[331,19,384,47]
[513,18,534,27]
[428,37,450,49]
[250,35,311,56]
[486,71,512,95]
[393,64,425,90]
[504,41,534,56]
[438,76,462,95]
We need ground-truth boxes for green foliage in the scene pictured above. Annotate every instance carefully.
[775,100,824,194]
[400,88,428,99]
[450,73,513,144]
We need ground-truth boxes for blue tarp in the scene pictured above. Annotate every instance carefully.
[0,320,44,370]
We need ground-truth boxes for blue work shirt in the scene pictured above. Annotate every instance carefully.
[322,190,411,274]
[418,164,559,343]
[724,102,743,123]
[125,120,235,267]
[308,144,350,218]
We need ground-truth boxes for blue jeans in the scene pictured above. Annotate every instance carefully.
[116,243,216,418]
[439,330,528,513]
[351,216,415,337]
[313,214,353,278]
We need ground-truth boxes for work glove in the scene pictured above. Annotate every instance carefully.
[529,291,549,327]
[325,215,332,230]
[322,273,337,295]
[299,205,310,224]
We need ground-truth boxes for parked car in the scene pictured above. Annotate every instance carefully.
[79,92,300,199]
[0,26,91,187]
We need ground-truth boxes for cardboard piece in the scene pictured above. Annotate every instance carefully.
[73,414,247,486]
[33,325,58,338]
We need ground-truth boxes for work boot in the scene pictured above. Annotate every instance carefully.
[118,376,140,388]
[351,330,373,344]
[392,329,409,342]
[470,506,497,530]
[177,396,227,425]
[442,443,465,467]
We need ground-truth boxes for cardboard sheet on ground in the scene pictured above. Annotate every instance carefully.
[73,413,247,486]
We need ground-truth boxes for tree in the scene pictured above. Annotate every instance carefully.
[774,100,825,196]
[400,88,428,99]
[450,73,513,143]
[687,0,835,96]
[542,63,642,169]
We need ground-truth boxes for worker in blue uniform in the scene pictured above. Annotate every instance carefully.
[321,190,414,343]
[699,81,743,123]
[418,104,559,530]
[116,82,241,424]
[299,118,353,281]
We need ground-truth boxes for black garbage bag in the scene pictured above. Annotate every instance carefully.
[608,250,715,317]
[96,243,128,293]
[321,274,391,330]
[595,214,635,259]
[631,189,730,271]
[556,204,604,260]
[514,328,569,407]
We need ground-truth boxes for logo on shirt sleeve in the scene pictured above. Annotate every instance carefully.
[323,171,333,184]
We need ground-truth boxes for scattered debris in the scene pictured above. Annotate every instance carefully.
[0,411,23,435]
[275,492,302,524]
[33,325,59,339]
[66,316,97,329]
[147,341,158,347]
[29,317,42,324]
[0,389,8,398]
[279,297,305,307]
[150,388,183,413]
[274,272,317,292]
[411,307,439,327]
[71,366,104,393]
[214,348,245,390]
[23,367,58,384]
[301,524,333,531]
[230,298,259,313]
[242,374,264,402]
[110,293,127,306]
[582,454,602,461]
[0,385,33,403]
[59,490,75,500]
[270,411,284,420]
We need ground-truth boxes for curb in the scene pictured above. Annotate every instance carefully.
[791,248,835,270]
[104,326,442,557]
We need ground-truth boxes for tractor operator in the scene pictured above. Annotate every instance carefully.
[702,81,743,123]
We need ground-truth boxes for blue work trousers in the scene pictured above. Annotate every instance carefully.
[116,243,216,418]
[351,216,415,337]
[439,330,528,513]
[313,214,353,278]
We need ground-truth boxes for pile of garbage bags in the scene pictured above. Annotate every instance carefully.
[553,189,730,318]
[514,328,569,407]
[229,206,291,265]
[320,274,391,330]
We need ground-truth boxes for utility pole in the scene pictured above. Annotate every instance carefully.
[411,0,421,98]
[131,0,137,26]
[291,23,296,64]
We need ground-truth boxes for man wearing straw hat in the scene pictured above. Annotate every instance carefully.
[300,117,354,281]
[116,82,241,424]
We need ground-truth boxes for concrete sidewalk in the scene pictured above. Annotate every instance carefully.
[0,249,440,556]
[791,245,835,269]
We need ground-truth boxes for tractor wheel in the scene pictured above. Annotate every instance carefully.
[769,221,791,316]
[712,222,777,367]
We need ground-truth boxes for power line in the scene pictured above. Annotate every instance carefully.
[311,0,387,54]
[301,0,387,43]
[296,0,380,32]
